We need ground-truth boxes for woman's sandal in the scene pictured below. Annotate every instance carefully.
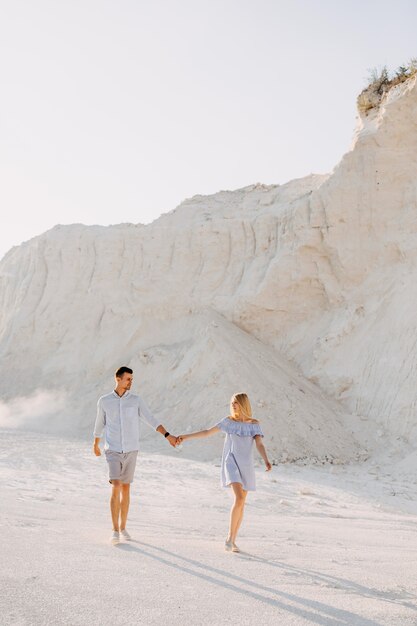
[225,539,233,551]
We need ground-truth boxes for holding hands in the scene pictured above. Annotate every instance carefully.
[157,426,182,447]
[166,434,181,448]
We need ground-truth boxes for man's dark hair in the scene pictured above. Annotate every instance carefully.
[115,366,133,378]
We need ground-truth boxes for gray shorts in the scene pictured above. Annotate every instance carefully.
[105,450,138,484]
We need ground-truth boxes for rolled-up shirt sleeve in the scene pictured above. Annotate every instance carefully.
[138,395,160,430]
[93,398,106,438]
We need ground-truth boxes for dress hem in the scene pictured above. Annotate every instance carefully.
[222,481,256,491]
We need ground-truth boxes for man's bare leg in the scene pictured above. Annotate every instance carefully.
[120,483,130,531]
[110,480,122,531]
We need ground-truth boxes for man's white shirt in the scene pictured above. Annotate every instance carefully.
[94,390,160,452]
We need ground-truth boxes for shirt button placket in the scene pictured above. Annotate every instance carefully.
[120,397,124,453]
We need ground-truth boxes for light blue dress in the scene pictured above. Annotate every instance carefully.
[215,417,264,491]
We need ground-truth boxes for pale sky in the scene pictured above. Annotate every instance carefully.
[1,0,416,260]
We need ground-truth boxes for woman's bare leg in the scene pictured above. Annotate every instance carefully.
[234,490,248,540]
[227,483,246,543]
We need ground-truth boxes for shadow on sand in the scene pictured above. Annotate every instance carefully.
[115,539,412,626]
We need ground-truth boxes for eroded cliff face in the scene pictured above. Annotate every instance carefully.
[1,75,416,457]
[268,76,417,440]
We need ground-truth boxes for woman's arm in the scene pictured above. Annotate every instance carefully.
[179,425,220,442]
[254,435,272,471]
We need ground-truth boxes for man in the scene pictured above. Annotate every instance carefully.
[93,366,178,545]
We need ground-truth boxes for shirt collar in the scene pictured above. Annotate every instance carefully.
[113,389,130,399]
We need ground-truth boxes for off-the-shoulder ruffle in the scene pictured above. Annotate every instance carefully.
[216,417,264,437]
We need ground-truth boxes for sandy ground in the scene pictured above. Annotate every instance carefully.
[1,429,417,626]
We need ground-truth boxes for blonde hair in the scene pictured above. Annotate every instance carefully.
[230,393,259,423]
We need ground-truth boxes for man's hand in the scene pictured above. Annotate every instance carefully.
[93,443,101,456]
[166,434,180,448]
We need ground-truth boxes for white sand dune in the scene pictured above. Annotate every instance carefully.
[0,309,362,463]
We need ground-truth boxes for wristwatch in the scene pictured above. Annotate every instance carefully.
[164,432,170,438]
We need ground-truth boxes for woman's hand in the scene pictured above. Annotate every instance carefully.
[265,460,272,471]
[177,435,186,443]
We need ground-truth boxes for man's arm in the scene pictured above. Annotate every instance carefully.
[93,399,105,456]
[138,396,178,447]
[93,437,101,456]
[156,424,178,448]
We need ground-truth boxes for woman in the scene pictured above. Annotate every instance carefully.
[178,393,272,552]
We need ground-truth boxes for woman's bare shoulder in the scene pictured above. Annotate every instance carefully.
[228,415,260,424]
